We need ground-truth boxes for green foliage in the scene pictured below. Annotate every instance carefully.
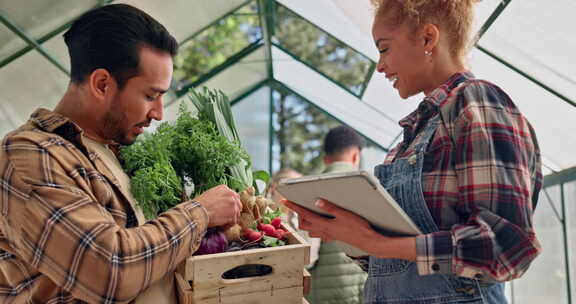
[130,160,182,219]
[170,104,248,195]
[252,170,270,194]
[272,85,340,174]
[120,102,248,219]
[121,124,182,219]
[260,208,282,225]
[270,4,371,173]
[263,235,285,247]
[188,88,253,192]
[173,2,261,88]
[169,1,373,177]
[275,4,372,95]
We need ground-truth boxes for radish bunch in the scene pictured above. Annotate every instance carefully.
[242,208,290,247]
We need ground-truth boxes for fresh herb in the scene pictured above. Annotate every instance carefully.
[120,94,248,219]
[120,123,182,218]
[188,88,254,192]
[262,236,285,247]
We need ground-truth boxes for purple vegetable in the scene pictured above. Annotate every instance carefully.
[194,228,229,255]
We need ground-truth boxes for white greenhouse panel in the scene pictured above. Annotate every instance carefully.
[0,0,96,39]
[362,71,422,127]
[118,0,249,43]
[277,0,377,61]
[231,86,271,172]
[42,34,71,71]
[200,46,267,101]
[0,50,68,138]
[272,45,400,151]
[0,24,25,63]
[478,0,576,103]
[509,185,569,304]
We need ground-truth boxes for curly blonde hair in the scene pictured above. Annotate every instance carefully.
[370,0,479,60]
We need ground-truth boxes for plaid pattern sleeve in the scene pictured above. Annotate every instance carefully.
[0,110,209,303]
[409,76,542,282]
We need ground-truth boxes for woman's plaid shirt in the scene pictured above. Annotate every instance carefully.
[384,72,542,282]
[0,109,208,303]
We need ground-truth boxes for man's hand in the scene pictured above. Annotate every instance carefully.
[194,185,242,227]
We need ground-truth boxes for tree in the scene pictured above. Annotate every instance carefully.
[270,4,372,174]
[172,3,261,89]
[272,84,341,174]
[274,5,372,95]
[172,1,375,175]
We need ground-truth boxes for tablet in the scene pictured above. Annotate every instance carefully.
[276,170,421,256]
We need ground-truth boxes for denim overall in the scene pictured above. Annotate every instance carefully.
[365,114,507,303]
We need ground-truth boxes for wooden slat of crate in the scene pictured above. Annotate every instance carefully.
[176,272,305,304]
[185,224,310,303]
[190,246,306,300]
[303,268,311,295]
[216,286,303,304]
[283,224,311,265]
[185,224,310,280]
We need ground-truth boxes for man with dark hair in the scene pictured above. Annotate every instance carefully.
[0,4,241,303]
[323,125,364,171]
[305,125,367,304]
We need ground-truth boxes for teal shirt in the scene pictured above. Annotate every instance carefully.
[323,161,356,174]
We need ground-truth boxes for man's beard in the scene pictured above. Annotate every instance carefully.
[101,107,133,146]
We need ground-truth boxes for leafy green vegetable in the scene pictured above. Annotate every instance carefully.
[169,104,247,194]
[121,123,182,219]
[252,170,270,195]
[120,94,249,219]
[188,88,253,192]
[260,208,282,225]
[262,236,285,247]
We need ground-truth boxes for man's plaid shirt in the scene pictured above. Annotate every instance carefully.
[0,108,208,303]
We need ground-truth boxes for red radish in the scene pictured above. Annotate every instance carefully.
[244,229,262,242]
[277,228,290,240]
[271,217,282,229]
[275,229,285,240]
[257,222,264,231]
[260,224,278,237]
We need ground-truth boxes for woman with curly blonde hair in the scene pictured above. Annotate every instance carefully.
[284,1,542,303]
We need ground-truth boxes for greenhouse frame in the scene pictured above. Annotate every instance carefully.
[1,0,575,303]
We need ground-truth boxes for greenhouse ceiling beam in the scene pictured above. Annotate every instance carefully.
[471,0,511,45]
[177,0,254,47]
[277,2,374,69]
[271,42,362,99]
[0,13,69,76]
[271,79,389,152]
[273,3,374,98]
[0,0,114,70]
[476,45,576,108]
[173,41,263,100]
[229,78,269,106]
[258,0,275,79]
[560,185,573,304]
[543,166,576,188]
[359,62,376,99]
[386,130,403,152]
[272,44,398,126]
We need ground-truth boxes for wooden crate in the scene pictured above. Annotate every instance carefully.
[177,225,310,304]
